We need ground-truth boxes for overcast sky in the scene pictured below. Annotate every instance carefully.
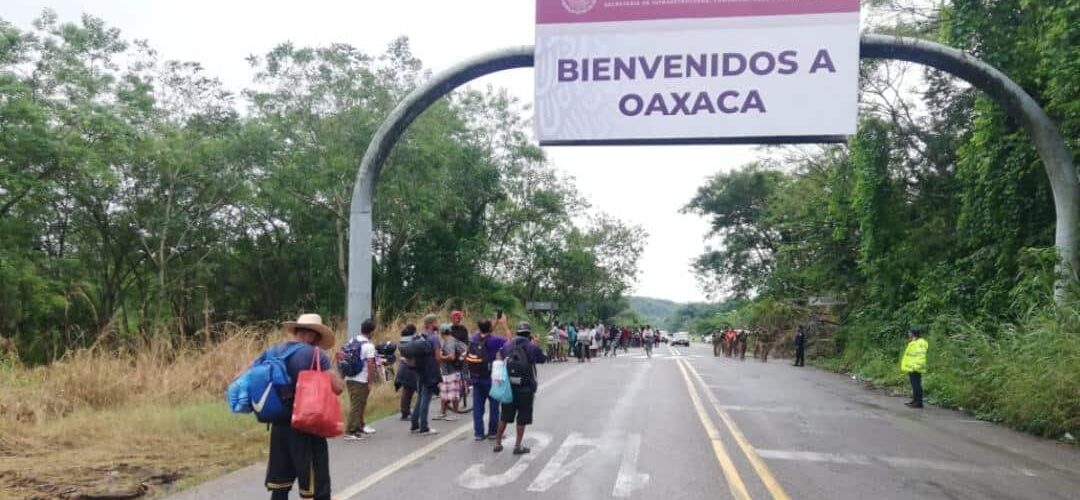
[6,0,768,303]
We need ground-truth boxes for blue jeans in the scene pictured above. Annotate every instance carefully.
[472,380,500,437]
[411,384,433,430]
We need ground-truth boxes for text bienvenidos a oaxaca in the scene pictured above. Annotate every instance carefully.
[555,49,838,116]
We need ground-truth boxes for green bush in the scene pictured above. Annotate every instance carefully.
[825,304,1080,438]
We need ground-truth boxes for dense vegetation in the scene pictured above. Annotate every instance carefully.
[683,0,1079,437]
[0,11,645,364]
[625,296,680,327]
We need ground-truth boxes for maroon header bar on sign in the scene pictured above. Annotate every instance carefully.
[537,0,860,24]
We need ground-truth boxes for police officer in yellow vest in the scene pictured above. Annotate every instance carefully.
[901,327,928,408]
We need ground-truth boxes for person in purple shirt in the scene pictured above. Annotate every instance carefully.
[467,317,509,440]
[493,321,546,455]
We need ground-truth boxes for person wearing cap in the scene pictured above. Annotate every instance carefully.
[449,310,470,344]
[901,327,929,408]
[436,322,466,420]
[493,321,547,455]
[265,314,343,500]
[468,317,508,441]
[407,315,441,435]
[793,325,806,367]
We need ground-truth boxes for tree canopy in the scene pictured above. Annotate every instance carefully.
[684,0,1079,437]
[0,11,645,363]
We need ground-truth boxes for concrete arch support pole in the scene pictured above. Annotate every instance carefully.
[346,47,535,334]
[348,35,1077,333]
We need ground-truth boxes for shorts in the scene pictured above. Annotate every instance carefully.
[266,422,331,499]
[500,389,535,425]
[439,372,461,402]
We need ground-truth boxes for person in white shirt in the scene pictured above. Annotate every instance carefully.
[576,326,593,363]
[642,326,657,357]
[340,319,378,440]
[589,326,601,358]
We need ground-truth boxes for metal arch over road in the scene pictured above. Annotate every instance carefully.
[347,34,1078,333]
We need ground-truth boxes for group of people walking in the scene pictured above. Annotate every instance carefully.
[248,310,930,500]
[250,311,546,500]
[710,325,804,365]
[390,311,546,456]
[546,322,663,361]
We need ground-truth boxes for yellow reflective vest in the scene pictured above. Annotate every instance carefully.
[900,337,928,373]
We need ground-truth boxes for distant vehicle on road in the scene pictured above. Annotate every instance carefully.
[672,332,690,347]
[658,330,669,343]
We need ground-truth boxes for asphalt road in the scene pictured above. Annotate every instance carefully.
[171,343,1080,500]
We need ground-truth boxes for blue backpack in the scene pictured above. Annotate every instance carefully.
[227,343,306,422]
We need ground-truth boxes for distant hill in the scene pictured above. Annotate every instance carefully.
[626,296,682,328]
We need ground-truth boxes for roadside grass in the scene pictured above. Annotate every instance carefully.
[818,305,1080,440]
[0,314,446,499]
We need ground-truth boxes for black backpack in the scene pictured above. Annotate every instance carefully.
[399,335,432,361]
[506,338,535,388]
[465,338,491,379]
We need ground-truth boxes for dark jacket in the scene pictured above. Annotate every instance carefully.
[396,334,439,390]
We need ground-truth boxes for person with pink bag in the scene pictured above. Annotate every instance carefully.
[264,314,344,500]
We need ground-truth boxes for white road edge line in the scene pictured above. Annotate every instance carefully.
[755,449,1040,477]
[335,364,583,500]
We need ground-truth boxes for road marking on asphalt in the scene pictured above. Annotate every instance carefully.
[755,449,1040,477]
[459,431,554,489]
[676,357,751,500]
[681,358,792,500]
[718,405,884,420]
[526,432,601,492]
[613,433,650,498]
[336,365,583,500]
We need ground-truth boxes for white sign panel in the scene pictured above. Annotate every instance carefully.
[535,0,861,145]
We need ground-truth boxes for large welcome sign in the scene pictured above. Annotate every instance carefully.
[535,0,861,145]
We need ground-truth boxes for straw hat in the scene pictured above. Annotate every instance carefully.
[282,313,335,350]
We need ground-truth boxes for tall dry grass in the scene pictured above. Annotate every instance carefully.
[0,308,473,424]
[0,308,503,497]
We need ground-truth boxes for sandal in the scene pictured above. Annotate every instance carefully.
[512,446,531,455]
[493,444,504,453]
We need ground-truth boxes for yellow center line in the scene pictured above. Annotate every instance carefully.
[682,358,792,500]
[676,357,752,500]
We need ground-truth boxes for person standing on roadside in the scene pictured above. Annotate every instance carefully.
[494,321,547,455]
[548,323,562,362]
[577,324,593,363]
[467,317,508,440]
[590,324,601,358]
[265,314,343,500]
[436,323,466,421]
[793,325,807,367]
[338,319,378,441]
[901,327,928,409]
[395,324,419,421]
[559,324,570,361]
[411,314,441,434]
[449,310,470,344]
[735,329,748,360]
[567,322,578,359]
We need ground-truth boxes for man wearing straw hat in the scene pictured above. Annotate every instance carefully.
[265,313,343,500]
